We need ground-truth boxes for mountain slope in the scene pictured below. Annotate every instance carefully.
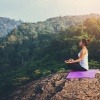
[0,14,100,100]
[0,17,22,37]
[5,13,100,43]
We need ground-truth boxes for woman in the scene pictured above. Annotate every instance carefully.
[65,39,90,71]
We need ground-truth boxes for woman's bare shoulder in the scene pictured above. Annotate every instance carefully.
[81,48,87,55]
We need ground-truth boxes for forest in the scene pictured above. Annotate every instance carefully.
[0,17,100,99]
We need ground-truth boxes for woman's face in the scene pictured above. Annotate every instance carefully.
[79,40,83,47]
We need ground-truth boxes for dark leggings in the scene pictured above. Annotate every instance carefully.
[67,63,87,71]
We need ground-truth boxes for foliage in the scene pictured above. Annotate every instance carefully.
[0,17,100,99]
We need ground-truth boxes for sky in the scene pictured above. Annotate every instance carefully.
[0,0,100,22]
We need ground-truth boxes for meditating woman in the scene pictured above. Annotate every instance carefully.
[65,39,90,71]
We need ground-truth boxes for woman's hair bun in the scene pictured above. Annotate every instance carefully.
[82,38,92,46]
[87,38,91,43]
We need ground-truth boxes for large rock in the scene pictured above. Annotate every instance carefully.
[9,71,100,100]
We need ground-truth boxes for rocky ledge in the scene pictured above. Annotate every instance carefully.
[10,71,100,100]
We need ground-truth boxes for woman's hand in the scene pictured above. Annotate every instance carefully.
[69,59,75,63]
[65,59,75,63]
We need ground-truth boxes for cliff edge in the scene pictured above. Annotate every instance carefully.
[10,71,100,100]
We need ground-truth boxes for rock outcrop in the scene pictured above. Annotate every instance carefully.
[9,71,100,100]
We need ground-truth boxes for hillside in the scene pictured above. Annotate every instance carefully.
[9,71,100,100]
[0,14,100,99]
[5,13,100,43]
[0,17,22,37]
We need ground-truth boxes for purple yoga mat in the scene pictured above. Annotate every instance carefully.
[66,69,99,79]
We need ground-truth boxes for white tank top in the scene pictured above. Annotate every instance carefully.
[78,51,89,70]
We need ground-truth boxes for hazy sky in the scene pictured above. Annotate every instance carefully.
[0,0,100,22]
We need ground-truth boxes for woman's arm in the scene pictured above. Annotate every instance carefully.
[65,49,86,63]
[73,49,86,63]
